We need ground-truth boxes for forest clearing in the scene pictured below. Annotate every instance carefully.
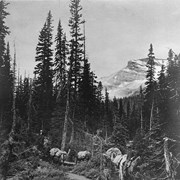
[0,0,180,179]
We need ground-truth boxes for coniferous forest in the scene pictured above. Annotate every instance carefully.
[0,0,180,180]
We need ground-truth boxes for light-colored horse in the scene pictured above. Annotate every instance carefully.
[50,148,67,164]
[104,147,141,180]
[76,150,91,163]
[104,147,122,161]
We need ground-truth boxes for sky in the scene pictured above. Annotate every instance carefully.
[5,0,180,78]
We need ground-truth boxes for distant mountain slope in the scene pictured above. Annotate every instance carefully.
[100,58,167,99]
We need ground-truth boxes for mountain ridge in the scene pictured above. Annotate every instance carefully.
[100,58,167,99]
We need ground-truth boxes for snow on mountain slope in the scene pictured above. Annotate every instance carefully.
[100,58,167,99]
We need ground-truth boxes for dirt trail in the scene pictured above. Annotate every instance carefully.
[67,172,91,180]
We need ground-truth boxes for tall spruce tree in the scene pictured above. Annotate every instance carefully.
[3,43,13,123]
[80,59,102,132]
[0,0,9,68]
[165,50,180,139]
[103,88,113,137]
[50,20,68,148]
[54,20,68,99]
[0,0,11,140]
[144,44,156,131]
[95,81,104,129]
[34,11,54,133]
[66,0,84,144]
[79,59,92,123]
[157,63,168,132]
[69,0,84,97]
[111,98,128,151]
[61,42,74,150]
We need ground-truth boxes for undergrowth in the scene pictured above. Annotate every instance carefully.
[71,153,117,180]
[5,156,69,180]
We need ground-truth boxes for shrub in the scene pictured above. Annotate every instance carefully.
[85,168,99,179]
[72,161,88,174]
[72,153,115,179]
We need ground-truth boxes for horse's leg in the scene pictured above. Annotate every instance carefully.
[62,154,65,165]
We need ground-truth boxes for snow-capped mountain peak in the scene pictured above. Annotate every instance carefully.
[100,58,167,99]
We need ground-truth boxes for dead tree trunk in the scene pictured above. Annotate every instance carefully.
[27,78,32,132]
[61,93,69,150]
[69,115,75,144]
[164,138,171,177]
[69,107,76,144]
[164,137,175,180]
[61,65,71,151]
[10,45,17,136]
[149,99,154,131]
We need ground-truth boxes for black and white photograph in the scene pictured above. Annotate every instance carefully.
[0,0,180,179]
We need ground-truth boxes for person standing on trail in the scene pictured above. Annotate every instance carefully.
[126,141,137,160]
[125,141,138,170]
[36,130,44,152]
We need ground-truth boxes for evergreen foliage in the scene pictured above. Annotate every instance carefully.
[54,20,68,99]
[144,44,156,131]
[68,0,84,96]
[103,88,113,136]
[79,59,96,130]
[111,99,128,149]
[0,0,12,141]
[164,50,180,140]
[0,1,180,179]
[50,20,68,147]
[157,63,168,133]
[2,43,13,130]
[34,11,54,133]
[0,0,9,67]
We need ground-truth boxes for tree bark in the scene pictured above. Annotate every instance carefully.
[61,91,69,150]
[149,99,154,131]
[61,65,71,151]
[164,137,176,180]
[164,138,172,179]
[69,108,75,144]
